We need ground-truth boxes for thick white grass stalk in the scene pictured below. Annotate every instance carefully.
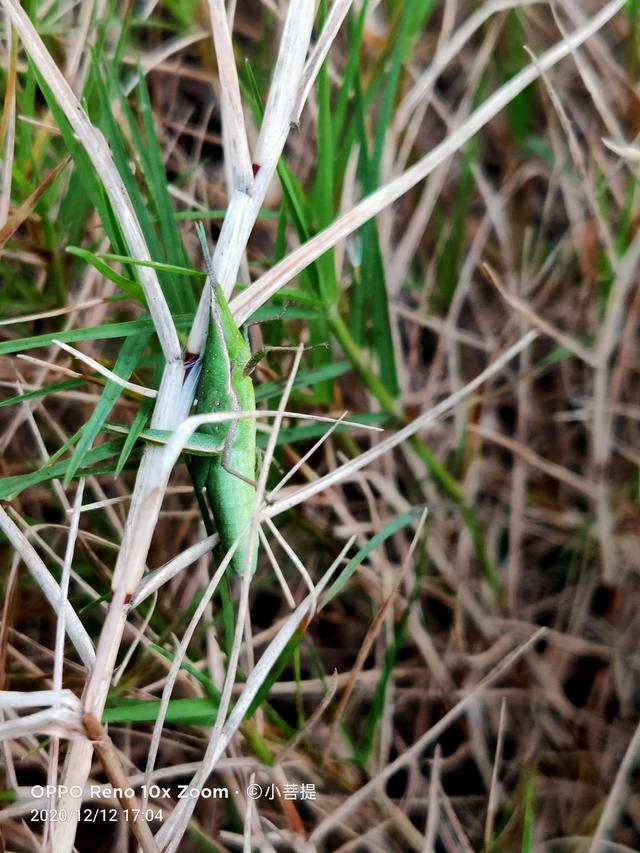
[0,507,94,668]
[0,8,15,227]
[186,0,315,354]
[0,707,82,739]
[0,690,81,711]
[206,0,253,191]
[253,0,314,176]
[293,0,355,123]
[48,479,85,842]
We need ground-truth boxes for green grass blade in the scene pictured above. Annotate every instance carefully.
[0,314,195,357]
[103,697,217,726]
[0,378,87,410]
[254,360,352,402]
[93,61,183,314]
[322,507,424,606]
[136,68,192,310]
[114,397,153,476]
[332,3,368,150]
[65,246,143,301]
[29,59,129,267]
[310,1,338,397]
[255,414,386,449]
[0,439,132,500]
[355,619,404,766]
[522,776,535,853]
[63,331,151,485]
[436,143,476,305]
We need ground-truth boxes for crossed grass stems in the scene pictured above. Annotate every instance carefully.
[0,0,635,850]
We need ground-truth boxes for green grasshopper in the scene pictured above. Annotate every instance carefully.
[190,223,257,576]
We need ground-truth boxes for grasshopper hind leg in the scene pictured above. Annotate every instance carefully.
[221,420,258,488]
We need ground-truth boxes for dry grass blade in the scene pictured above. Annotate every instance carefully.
[140,535,242,811]
[231,0,625,324]
[2,2,636,850]
[130,533,219,608]
[0,154,70,246]
[603,137,640,162]
[0,506,94,667]
[52,340,158,397]
[484,699,508,848]
[468,423,596,498]
[310,628,546,844]
[0,296,105,326]
[482,261,597,367]
[588,718,640,852]
[0,11,16,227]
[423,744,442,852]
[82,713,161,853]
[293,0,354,122]
[329,509,428,734]
[0,706,82,739]
[205,0,253,191]
[266,330,538,518]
